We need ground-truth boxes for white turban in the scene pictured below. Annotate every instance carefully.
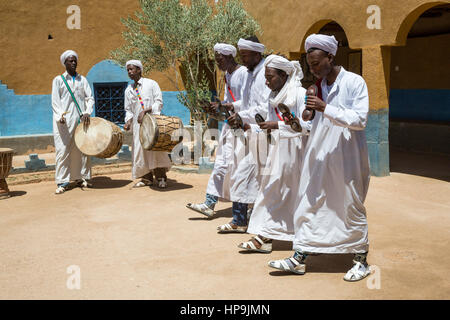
[264,54,304,110]
[237,38,265,53]
[214,43,237,57]
[60,50,78,66]
[264,54,303,78]
[126,59,144,72]
[305,34,338,56]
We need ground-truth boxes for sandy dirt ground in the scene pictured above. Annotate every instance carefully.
[0,151,449,300]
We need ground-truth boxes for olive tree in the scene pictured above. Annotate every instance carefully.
[111,0,260,123]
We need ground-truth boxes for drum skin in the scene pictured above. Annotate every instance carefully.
[0,148,13,179]
[74,117,124,158]
[139,114,183,152]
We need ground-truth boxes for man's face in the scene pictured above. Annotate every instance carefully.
[215,52,228,71]
[265,67,287,92]
[306,50,333,79]
[64,56,77,74]
[127,65,141,81]
[239,49,261,71]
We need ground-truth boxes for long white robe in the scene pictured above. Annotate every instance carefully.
[206,66,247,200]
[293,68,371,254]
[247,88,311,241]
[227,59,271,204]
[124,77,171,179]
[51,71,93,184]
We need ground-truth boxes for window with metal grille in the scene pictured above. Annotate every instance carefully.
[94,82,128,124]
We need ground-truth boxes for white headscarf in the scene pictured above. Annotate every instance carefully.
[126,59,144,72]
[237,38,265,53]
[305,34,339,56]
[264,54,304,110]
[60,50,78,66]
[214,43,237,57]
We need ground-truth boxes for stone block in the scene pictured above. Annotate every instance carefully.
[24,154,46,171]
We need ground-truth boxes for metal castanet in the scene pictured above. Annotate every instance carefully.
[278,103,302,132]
[302,84,317,121]
[255,113,265,124]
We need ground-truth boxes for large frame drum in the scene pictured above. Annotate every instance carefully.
[139,114,183,152]
[74,117,124,158]
[0,148,14,200]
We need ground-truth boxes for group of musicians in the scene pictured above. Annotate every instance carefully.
[52,33,372,282]
[52,52,170,194]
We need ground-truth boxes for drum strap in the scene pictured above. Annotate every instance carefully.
[134,87,146,110]
[61,75,83,117]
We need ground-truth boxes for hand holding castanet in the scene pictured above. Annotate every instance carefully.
[302,84,317,121]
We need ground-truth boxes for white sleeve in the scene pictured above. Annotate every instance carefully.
[51,77,63,121]
[150,81,163,115]
[124,88,134,123]
[82,78,94,115]
[323,77,369,130]
[238,83,271,124]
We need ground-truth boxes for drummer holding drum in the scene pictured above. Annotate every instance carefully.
[123,60,171,189]
[51,50,94,194]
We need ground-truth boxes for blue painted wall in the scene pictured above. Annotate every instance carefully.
[390,89,450,122]
[0,60,189,136]
[365,109,390,177]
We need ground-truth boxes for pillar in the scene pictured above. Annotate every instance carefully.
[362,45,391,177]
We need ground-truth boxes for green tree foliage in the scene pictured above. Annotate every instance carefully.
[111,0,260,122]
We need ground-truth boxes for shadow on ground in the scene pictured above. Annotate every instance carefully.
[390,148,450,182]
[90,176,132,189]
[6,191,27,198]
[149,179,193,192]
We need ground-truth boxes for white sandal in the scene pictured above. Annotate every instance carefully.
[217,223,247,234]
[186,203,215,218]
[133,179,152,188]
[268,257,306,275]
[157,178,167,188]
[343,262,371,282]
[238,235,272,253]
[55,186,66,194]
[77,178,92,188]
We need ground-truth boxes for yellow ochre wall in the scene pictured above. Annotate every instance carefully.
[242,0,450,111]
[0,0,449,97]
[0,0,175,94]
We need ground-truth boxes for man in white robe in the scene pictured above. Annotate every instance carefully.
[238,55,311,253]
[52,50,94,194]
[186,43,247,217]
[217,36,271,233]
[123,60,171,188]
[268,34,372,282]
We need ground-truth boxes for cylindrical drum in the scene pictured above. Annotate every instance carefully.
[74,117,124,158]
[139,114,184,152]
[0,148,14,200]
